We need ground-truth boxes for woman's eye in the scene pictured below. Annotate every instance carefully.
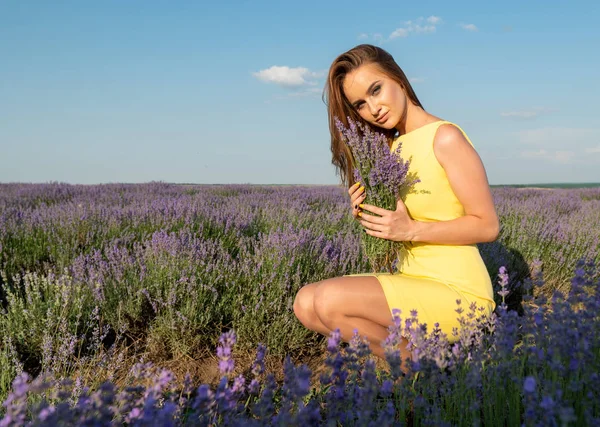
[373,85,381,94]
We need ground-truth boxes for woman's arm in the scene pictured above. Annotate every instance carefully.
[409,124,499,244]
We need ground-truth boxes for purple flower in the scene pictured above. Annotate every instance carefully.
[497,265,510,309]
[523,376,536,393]
[251,343,267,377]
[540,395,555,411]
[216,330,237,376]
[231,374,246,395]
[248,378,260,395]
[380,379,394,396]
[327,329,342,352]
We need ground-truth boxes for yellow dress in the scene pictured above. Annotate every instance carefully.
[346,120,496,343]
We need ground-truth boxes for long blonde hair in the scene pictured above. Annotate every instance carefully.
[323,44,423,188]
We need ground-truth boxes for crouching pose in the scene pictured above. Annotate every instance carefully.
[293,44,499,364]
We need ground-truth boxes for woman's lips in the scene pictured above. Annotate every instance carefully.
[376,111,389,123]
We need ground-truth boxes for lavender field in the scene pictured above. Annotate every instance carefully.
[1,182,599,425]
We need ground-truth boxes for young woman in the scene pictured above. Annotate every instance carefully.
[293,44,499,364]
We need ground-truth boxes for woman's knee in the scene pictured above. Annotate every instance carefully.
[293,284,316,323]
[313,282,343,325]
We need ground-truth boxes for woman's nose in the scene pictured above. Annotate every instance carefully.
[367,100,380,118]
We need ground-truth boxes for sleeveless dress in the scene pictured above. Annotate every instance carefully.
[346,120,496,343]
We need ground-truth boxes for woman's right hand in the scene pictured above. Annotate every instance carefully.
[348,182,366,219]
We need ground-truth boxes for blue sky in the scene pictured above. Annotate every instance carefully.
[1,0,599,185]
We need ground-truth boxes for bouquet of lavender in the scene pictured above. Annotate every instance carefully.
[336,117,419,274]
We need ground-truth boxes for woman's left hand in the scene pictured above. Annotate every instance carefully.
[358,199,416,242]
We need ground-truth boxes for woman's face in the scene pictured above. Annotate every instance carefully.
[342,63,407,131]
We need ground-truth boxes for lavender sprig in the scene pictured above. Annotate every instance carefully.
[335,117,419,273]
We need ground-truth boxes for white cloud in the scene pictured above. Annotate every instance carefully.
[514,127,600,164]
[520,149,576,164]
[252,66,320,88]
[388,16,441,40]
[553,151,576,163]
[501,107,558,119]
[520,149,548,158]
[414,24,436,34]
[585,144,600,153]
[515,127,600,145]
[389,28,409,39]
[460,23,478,32]
[360,16,442,42]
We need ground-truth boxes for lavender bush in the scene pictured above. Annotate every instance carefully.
[2,262,599,425]
[1,182,599,424]
[335,118,419,273]
[482,187,600,297]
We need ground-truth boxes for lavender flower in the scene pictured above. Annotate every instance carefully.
[216,330,237,376]
[523,376,536,393]
[497,265,510,310]
[327,328,342,353]
[335,116,419,273]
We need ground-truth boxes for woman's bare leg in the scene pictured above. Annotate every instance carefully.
[293,281,332,336]
[293,276,411,363]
